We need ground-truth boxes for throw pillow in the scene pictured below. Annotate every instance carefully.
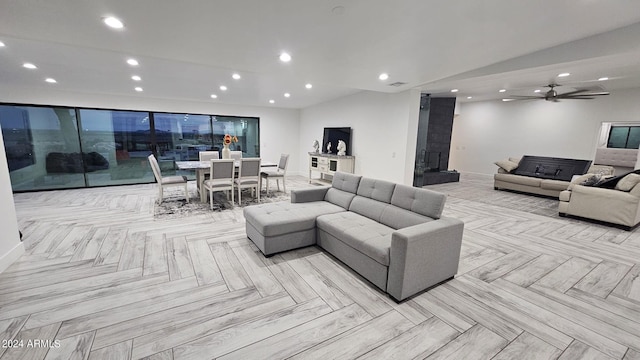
[508,157,522,164]
[597,169,640,189]
[567,173,593,190]
[615,173,640,191]
[581,174,603,186]
[494,159,518,173]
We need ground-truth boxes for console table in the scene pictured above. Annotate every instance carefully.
[308,152,355,184]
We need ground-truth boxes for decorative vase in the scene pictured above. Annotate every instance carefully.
[222,143,231,159]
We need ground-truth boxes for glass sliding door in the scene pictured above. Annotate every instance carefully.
[153,112,213,179]
[78,109,154,186]
[214,116,260,157]
[0,105,84,191]
[1,102,260,193]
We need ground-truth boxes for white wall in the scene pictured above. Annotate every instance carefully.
[0,128,24,273]
[450,87,640,175]
[0,86,301,175]
[300,89,421,185]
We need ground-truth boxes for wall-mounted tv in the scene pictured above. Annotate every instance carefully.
[322,127,351,155]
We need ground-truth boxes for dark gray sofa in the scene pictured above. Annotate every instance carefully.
[243,172,464,301]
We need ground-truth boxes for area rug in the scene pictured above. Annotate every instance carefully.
[154,189,290,218]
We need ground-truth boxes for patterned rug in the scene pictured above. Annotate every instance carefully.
[154,189,290,218]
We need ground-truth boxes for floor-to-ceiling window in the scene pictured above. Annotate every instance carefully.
[0,105,84,191]
[78,109,154,186]
[214,116,260,157]
[153,112,213,180]
[0,103,260,192]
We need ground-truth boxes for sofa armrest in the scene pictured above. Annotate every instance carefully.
[291,187,330,203]
[387,216,464,301]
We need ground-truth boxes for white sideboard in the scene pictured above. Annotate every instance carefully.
[308,152,355,184]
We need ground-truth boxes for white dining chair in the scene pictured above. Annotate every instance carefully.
[198,151,220,188]
[202,159,235,209]
[229,151,243,160]
[148,154,189,203]
[261,154,289,195]
[234,158,261,204]
[199,151,220,161]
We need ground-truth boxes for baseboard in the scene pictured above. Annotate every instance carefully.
[0,242,25,274]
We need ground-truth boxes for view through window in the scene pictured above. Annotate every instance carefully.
[0,104,260,191]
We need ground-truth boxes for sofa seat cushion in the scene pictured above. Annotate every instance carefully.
[317,211,393,266]
[540,179,569,191]
[244,201,345,237]
[494,173,542,187]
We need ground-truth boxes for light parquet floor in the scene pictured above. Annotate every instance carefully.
[3,174,640,359]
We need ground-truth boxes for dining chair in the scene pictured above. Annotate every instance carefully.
[202,159,235,210]
[148,154,189,203]
[198,151,220,188]
[261,154,289,195]
[234,158,261,204]
[230,151,243,160]
[199,151,220,161]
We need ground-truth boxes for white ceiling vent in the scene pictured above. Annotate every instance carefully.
[388,82,407,87]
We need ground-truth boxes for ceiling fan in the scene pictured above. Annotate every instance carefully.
[508,84,610,102]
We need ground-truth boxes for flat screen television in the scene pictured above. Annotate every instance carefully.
[322,127,351,155]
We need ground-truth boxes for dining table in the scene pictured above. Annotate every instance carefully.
[175,160,277,202]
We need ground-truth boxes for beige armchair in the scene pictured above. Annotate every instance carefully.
[559,180,640,230]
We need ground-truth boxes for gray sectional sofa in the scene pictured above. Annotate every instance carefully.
[243,172,464,301]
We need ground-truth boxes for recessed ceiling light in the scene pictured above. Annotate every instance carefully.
[378,73,389,81]
[23,63,37,69]
[210,94,218,99]
[232,73,241,80]
[134,87,143,92]
[279,52,291,62]
[127,58,139,66]
[284,93,291,98]
[103,16,124,29]
[45,78,57,83]
[269,100,275,104]
[499,89,506,93]
[467,96,472,99]
[598,77,609,81]
[534,89,541,93]
[450,89,459,93]
[220,85,227,91]
[502,98,514,102]
[131,75,141,81]
[305,83,313,89]
[0,41,5,47]
[558,72,570,77]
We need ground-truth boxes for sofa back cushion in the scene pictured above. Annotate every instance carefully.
[331,172,362,194]
[349,195,433,229]
[349,196,387,222]
[380,204,433,229]
[356,177,396,203]
[325,188,356,209]
[390,184,446,219]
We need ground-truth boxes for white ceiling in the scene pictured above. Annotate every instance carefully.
[1,0,640,109]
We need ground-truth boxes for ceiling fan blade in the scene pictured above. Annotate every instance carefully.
[558,89,592,96]
[506,96,544,100]
[557,93,609,99]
